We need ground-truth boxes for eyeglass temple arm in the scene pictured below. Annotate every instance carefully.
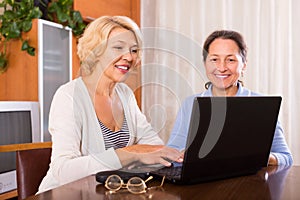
[144,176,153,183]
[159,176,165,187]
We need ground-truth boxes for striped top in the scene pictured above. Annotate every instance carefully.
[98,116,130,150]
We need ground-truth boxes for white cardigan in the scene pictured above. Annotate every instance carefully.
[38,77,163,193]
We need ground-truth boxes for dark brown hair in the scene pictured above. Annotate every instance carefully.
[203,30,247,89]
[202,30,247,63]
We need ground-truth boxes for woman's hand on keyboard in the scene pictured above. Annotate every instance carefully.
[116,145,183,168]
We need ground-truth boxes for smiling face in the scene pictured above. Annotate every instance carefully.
[99,27,139,83]
[204,38,246,96]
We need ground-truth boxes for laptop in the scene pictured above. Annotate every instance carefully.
[150,96,282,184]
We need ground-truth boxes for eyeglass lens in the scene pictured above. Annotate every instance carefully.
[127,177,147,194]
[105,175,123,191]
[105,175,149,194]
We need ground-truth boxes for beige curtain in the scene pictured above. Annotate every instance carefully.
[140,0,300,165]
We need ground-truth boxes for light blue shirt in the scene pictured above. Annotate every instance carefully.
[167,83,293,166]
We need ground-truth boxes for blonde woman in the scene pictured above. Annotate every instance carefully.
[38,16,182,193]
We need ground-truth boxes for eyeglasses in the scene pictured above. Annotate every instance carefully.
[105,175,165,194]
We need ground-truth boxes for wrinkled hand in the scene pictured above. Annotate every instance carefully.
[136,145,183,167]
[117,144,183,168]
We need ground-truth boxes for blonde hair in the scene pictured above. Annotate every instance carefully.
[77,16,142,75]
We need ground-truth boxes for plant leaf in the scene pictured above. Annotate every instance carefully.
[72,11,83,23]
[2,10,16,21]
[48,2,58,13]
[27,47,35,56]
[6,22,21,39]
[57,9,70,23]
[0,54,8,69]
[21,40,29,51]
[21,20,33,32]
[29,7,43,19]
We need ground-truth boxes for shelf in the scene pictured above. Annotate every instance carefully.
[0,142,52,153]
[0,189,17,199]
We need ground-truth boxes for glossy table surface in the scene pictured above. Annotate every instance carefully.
[25,166,300,200]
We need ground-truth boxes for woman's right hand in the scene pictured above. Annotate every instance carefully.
[115,144,183,168]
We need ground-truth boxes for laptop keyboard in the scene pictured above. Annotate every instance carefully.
[151,166,182,180]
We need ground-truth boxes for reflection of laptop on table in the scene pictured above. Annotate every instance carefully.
[151,96,282,184]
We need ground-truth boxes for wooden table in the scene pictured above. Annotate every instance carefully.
[25,166,300,200]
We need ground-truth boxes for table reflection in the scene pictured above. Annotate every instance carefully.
[266,165,291,200]
[95,183,180,200]
[24,166,299,200]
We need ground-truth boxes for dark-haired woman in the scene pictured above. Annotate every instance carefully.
[167,30,293,166]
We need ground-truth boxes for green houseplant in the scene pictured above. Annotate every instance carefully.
[0,0,42,73]
[0,0,86,74]
[47,0,86,36]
